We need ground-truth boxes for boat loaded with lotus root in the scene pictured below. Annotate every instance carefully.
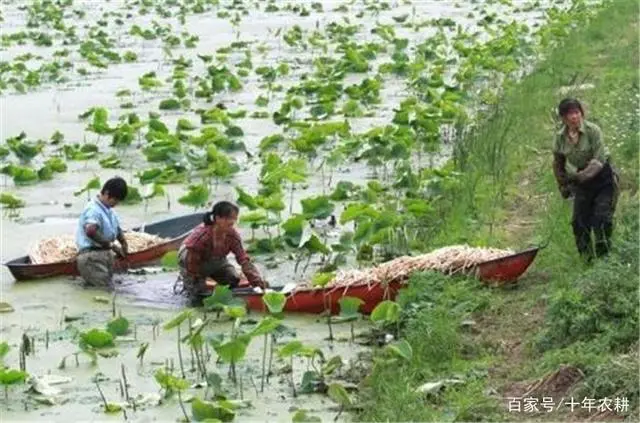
[205,243,544,315]
[4,213,204,281]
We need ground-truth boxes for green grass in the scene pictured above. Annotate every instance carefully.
[356,0,639,421]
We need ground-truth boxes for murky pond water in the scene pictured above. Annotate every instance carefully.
[0,0,582,420]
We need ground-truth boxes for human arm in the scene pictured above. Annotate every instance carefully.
[229,233,267,288]
[571,159,604,184]
[552,152,572,198]
[184,248,204,280]
[115,227,128,257]
[84,223,113,249]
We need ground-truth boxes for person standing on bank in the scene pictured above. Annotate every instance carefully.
[552,98,619,261]
[177,201,268,301]
[76,177,129,287]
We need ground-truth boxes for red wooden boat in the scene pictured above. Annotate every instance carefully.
[4,213,204,281]
[209,246,542,315]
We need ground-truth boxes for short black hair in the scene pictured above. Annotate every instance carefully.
[203,201,239,225]
[101,177,128,200]
[558,98,584,117]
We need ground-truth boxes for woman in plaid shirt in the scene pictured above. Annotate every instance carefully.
[177,201,268,302]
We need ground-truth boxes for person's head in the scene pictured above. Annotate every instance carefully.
[558,98,584,129]
[203,201,239,231]
[100,177,128,207]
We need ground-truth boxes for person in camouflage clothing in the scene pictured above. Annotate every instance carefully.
[552,98,619,261]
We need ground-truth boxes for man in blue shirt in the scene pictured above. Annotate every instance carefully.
[76,177,129,287]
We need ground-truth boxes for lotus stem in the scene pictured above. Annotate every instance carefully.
[325,296,334,342]
[267,333,275,383]
[290,357,297,398]
[19,345,25,372]
[289,182,294,214]
[177,390,190,422]
[177,326,186,379]
[95,380,108,409]
[121,364,130,401]
[302,254,313,276]
[260,334,267,393]
[231,361,237,386]
[195,345,206,380]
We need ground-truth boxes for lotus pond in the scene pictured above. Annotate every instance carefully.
[1,0,602,421]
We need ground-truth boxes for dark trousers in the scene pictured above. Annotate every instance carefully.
[571,165,618,260]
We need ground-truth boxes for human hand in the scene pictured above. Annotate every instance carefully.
[112,244,127,259]
[253,279,269,289]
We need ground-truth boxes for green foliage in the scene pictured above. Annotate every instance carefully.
[370,300,400,325]
[163,310,193,331]
[0,342,9,360]
[214,335,251,363]
[178,184,209,208]
[262,292,286,314]
[154,369,189,398]
[327,383,352,407]
[0,368,27,385]
[311,271,334,287]
[74,176,100,197]
[80,329,114,349]
[250,316,282,337]
[203,285,237,311]
[161,251,179,268]
[0,193,25,209]
[575,353,639,413]
[301,195,334,220]
[192,397,235,421]
[338,296,364,318]
[292,409,322,422]
[384,339,413,361]
[106,317,129,336]
[121,186,142,204]
[159,98,181,110]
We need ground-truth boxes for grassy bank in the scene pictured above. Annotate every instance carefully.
[356,0,639,421]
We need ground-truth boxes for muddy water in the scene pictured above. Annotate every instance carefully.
[1,299,373,422]
[1,0,573,421]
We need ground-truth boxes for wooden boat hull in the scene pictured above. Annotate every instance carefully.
[475,247,540,283]
[4,213,204,281]
[223,246,541,315]
[236,281,404,315]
